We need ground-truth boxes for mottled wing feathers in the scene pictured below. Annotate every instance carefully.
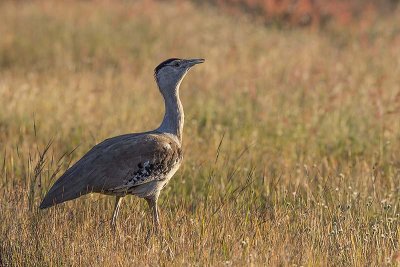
[98,134,181,192]
[39,133,182,209]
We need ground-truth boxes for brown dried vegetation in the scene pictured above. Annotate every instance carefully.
[0,0,399,266]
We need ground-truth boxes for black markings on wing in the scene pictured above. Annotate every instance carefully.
[107,140,183,194]
[125,161,154,185]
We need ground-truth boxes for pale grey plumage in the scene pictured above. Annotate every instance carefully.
[40,58,204,230]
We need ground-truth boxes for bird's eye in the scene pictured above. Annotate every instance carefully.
[174,62,180,67]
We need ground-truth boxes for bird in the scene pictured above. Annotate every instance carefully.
[39,58,205,231]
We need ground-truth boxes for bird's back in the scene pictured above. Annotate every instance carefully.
[40,132,182,209]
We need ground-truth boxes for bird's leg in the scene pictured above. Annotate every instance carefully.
[146,196,160,233]
[153,201,160,230]
[111,196,122,231]
[145,196,174,259]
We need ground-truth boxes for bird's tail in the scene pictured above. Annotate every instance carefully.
[39,180,90,209]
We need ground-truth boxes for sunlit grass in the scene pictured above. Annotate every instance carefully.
[0,1,399,266]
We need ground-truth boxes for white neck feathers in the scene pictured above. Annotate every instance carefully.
[156,83,184,144]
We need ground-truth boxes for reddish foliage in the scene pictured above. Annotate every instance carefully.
[204,0,397,27]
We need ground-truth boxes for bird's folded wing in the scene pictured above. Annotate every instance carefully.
[40,133,181,208]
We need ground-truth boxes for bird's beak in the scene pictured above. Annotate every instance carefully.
[185,58,205,67]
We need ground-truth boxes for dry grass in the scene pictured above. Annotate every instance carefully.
[0,1,400,266]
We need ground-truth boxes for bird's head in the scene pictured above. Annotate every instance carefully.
[154,58,205,95]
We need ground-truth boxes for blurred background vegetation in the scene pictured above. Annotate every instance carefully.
[0,0,399,266]
[200,0,400,28]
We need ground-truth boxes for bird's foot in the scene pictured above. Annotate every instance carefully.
[110,220,118,236]
[160,237,175,260]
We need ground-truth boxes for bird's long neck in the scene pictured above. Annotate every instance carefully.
[157,85,184,144]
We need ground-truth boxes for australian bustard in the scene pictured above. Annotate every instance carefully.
[40,58,205,231]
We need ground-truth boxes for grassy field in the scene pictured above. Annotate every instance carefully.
[1,1,400,266]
